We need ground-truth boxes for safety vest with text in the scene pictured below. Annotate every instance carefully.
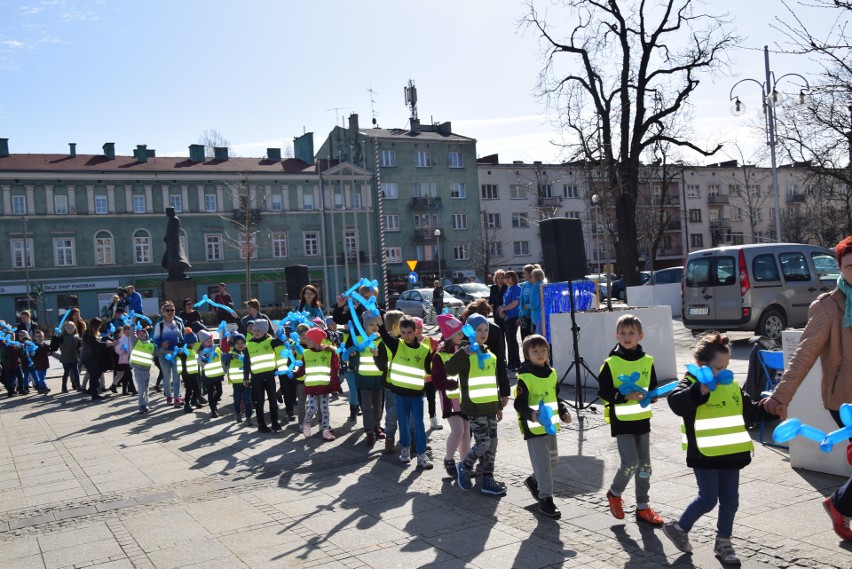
[603,355,654,422]
[437,351,460,399]
[389,342,430,392]
[681,375,754,456]
[246,337,276,375]
[516,369,560,435]
[466,353,499,405]
[303,349,334,387]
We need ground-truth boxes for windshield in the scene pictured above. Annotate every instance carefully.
[461,283,489,294]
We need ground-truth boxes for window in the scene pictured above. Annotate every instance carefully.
[752,254,780,281]
[563,184,579,198]
[379,149,396,167]
[730,232,744,245]
[133,231,151,263]
[384,215,400,231]
[484,213,501,229]
[12,195,26,215]
[270,193,283,212]
[450,183,466,199]
[238,234,257,259]
[133,195,146,214]
[334,192,344,210]
[688,209,702,222]
[54,238,75,267]
[382,183,399,199]
[779,252,811,281]
[304,231,319,256]
[11,239,33,268]
[94,231,113,265]
[453,243,470,260]
[205,234,222,261]
[412,182,436,197]
[731,207,743,221]
[56,294,79,313]
[414,151,432,168]
[489,242,503,257]
[690,233,704,248]
[512,212,529,228]
[95,195,108,214]
[448,152,464,168]
[452,214,468,230]
[510,184,526,199]
[787,183,799,195]
[351,190,362,209]
[686,184,701,198]
[303,192,314,210]
[707,184,721,196]
[271,233,288,258]
[344,230,358,260]
[728,184,742,197]
[513,241,531,256]
[385,247,402,264]
[204,194,217,212]
[747,184,761,194]
[481,184,499,200]
[169,194,182,213]
[566,211,580,219]
[54,194,68,215]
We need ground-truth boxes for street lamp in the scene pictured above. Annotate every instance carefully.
[729,45,810,243]
[591,194,612,311]
[434,228,442,285]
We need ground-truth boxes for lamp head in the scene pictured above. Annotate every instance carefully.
[730,97,746,117]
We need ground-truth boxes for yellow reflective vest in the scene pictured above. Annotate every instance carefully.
[388,342,430,392]
[681,376,754,457]
[602,355,654,423]
[355,335,382,376]
[303,349,333,387]
[246,337,276,375]
[202,348,225,379]
[129,340,155,369]
[465,353,499,405]
[516,369,560,436]
[437,351,460,400]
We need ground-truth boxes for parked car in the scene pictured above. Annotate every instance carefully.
[600,272,650,301]
[644,266,684,286]
[395,288,464,318]
[444,282,490,305]
[682,243,838,341]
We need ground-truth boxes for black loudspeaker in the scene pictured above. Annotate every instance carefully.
[540,218,588,282]
[285,264,310,300]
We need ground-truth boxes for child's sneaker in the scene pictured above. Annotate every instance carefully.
[662,522,693,553]
[524,476,540,501]
[430,416,443,430]
[375,427,386,440]
[235,413,242,423]
[538,497,561,519]
[443,458,456,477]
[480,476,507,496]
[456,462,473,491]
[301,423,311,438]
[713,537,741,566]
[606,490,625,519]
[244,416,254,426]
[417,453,433,469]
[322,428,336,441]
[166,396,173,405]
[399,447,411,463]
[636,507,664,526]
[366,431,376,446]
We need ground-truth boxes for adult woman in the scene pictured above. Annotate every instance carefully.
[498,270,522,370]
[177,298,203,331]
[765,236,852,542]
[69,307,87,336]
[80,317,113,400]
[152,301,185,406]
[528,268,546,334]
[239,299,273,336]
[295,285,324,320]
[489,270,507,330]
[519,264,536,342]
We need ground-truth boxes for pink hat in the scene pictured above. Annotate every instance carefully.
[437,313,463,340]
[311,317,326,328]
[413,317,424,329]
[305,327,326,345]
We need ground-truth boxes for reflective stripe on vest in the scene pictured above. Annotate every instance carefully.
[688,377,753,456]
[389,342,429,391]
[467,353,498,404]
[246,338,276,374]
[129,341,155,368]
[227,358,244,384]
[516,369,559,435]
[203,351,225,378]
[602,354,654,422]
[357,336,382,376]
[181,348,199,375]
[437,352,460,399]
[303,349,333,387]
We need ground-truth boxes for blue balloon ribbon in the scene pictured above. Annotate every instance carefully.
[639,381,678,407]
[773,403,852,452]
[686,364,734,392]
[274,346,303,377]
[54,309,73,335]
[194,294,238,317]
[461,324,492,370]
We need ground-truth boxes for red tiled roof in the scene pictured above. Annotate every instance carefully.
[0,154,316,175]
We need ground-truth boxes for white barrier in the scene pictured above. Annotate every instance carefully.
[625,283,681,315]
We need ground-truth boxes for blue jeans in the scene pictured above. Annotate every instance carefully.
[34,370,47,391]
[157,355,181,399]
[678,468,740,538]
[21,367,37,391]
[343,370,359,406]
[232,383,253,418]
[395,394,427,454]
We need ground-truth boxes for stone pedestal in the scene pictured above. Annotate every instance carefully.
[162,278,197,307]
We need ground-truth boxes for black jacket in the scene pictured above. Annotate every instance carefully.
[513,361,570,440]
[597,343,659,436]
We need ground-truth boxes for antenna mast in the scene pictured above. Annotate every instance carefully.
[404,79,418,122]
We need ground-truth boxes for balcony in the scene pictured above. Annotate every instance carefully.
[786,193,807,204]
[537,196,563,208]
[409,197,443,210]
[231,208,262,224]
[666,220,682,231]
[707,194,729,205]
[413,228,443,243]
[709,219,731,229]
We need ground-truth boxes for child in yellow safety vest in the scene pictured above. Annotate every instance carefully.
[223,333,253,426]
[197,330,225,418]
[597,314,664,527]
[178,329,204,414]
[414,317,442,432]
[513,334,571,519]
[129,327,155,414]
[663,332,780,565]
[345,312,384,447]
[431,314,469,477]
[294,327,340,441]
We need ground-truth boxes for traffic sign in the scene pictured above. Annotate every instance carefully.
[406,260,417,271]
[408,271,418,284]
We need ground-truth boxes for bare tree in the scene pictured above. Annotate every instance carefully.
[220,174,272,299]
[511,164,569,221]
[523,0,736,285]
[636,141,687,269]
[199,129,232,158]
[717,146,773,243]
[470,224,514,279]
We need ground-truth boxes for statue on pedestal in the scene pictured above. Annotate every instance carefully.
[162,206,191,280]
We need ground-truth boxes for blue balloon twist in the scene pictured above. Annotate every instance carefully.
[164,345,190,361]
[54,309,73,335]
[773,403,852,452]
[461,324,492,370]
[639,381,678,407]
[686,364,734,392]
[194,294,238,317]
[538,399,557,435]
[617,372,645,396]
[217,320,231,341]
[274,346,303,377]
[101,323,116,339]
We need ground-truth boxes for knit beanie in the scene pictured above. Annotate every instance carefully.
[465,314,488,332]
[437,313,463,340]
[305,327,327,345]
[197,330,212,344]
[252,320,269,335]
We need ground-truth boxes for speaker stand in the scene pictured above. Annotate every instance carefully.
[558,280,599,412]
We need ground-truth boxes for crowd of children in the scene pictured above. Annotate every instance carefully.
[1,296,797,566]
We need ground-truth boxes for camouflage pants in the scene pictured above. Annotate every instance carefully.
[463,414,498,477]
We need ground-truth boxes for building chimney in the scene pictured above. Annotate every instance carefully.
[293,132,314,164]
[103,142,115,160]
[213,146,229,161]
[134,144,148,163]
[410,118,421,133]
[189,144,204,163]
[0,138,8,158]
[266,147,282,161]
[348,113,359,136]
[69,143,76,157]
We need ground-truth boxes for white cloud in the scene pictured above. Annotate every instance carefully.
[1,40,27,49]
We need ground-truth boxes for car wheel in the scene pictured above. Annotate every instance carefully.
[756,309,786,342]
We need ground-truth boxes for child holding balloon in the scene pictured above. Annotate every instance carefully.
[513,334,571,518]
[663,332,778,565]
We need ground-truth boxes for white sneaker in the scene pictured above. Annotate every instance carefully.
[430,416,443,430]
[399,447,411,463]
[417,453,433,469]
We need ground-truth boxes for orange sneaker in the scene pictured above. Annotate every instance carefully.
[607,491,625,519]
[636,507,664,526]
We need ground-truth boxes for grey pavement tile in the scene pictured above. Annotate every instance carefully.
[357,493,440,521]
[22,477,81,496]
[298,506,384,536]
[96,498,138,513]
[184,496,274,533]
[8,513,55,530]
[52,505,98,521]
[382,504,467,535]
[41,537,123,568]
[357,540,457,567]
[144,540,236,569]
[38,521,114,552]
[324,521,411,550]
[463,538,574,569]
[25,486,88,507]
[134,491,177,505]
[176,555,250,569]
[0,553,45,569]
[0,536,41,559]
[425,523,522,559]
[78,560,135,569]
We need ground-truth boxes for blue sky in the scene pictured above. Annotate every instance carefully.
[0,0,843,165]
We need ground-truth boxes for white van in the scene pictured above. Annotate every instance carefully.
[682,243,838,341]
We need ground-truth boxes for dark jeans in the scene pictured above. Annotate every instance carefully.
[829,409,852,515]
[503,317,521,368]
[424,381,437,418]
[252,375,279,428]
[280,374,297,415]
[62,362,80,390]
[183,374,200,404]
[678,468,739,538]
[204,377,223,411]
[82,358,102,397]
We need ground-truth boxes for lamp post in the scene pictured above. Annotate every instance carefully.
[729,45,810,243]
[434,228,442,285]
[591,194,612,311]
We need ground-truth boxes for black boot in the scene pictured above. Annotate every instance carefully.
[348,405,358,422]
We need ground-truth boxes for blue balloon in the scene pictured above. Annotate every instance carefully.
[617,372,645,396]
[639,381,677,407]
[538,399,557,435]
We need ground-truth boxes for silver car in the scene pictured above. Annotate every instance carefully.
[395,288,464,319]
[444,282,490,305]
